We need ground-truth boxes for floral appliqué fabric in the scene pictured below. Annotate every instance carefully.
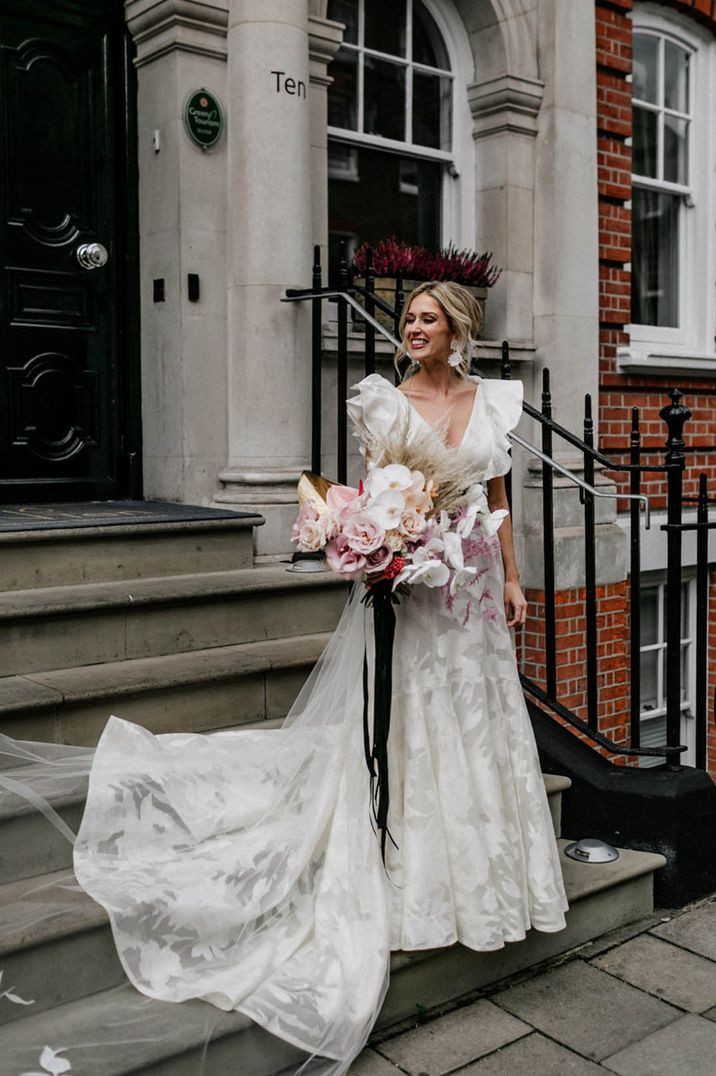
[68,375,567,1074]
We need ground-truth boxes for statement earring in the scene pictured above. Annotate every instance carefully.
[447,340,463,368]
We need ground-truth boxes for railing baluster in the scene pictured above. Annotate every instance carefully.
[500,339,511,381]
[541,368,557,699]
[660,389,691,770]
[501,341,512,508]
[337,244,349,485]
[311,245,322,475]
[629,408,642,748]
[695,472,708,770]
[583,394,598,731]
[365,247,375,377]
[394,272,404,385]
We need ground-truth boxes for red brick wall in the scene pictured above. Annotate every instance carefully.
[585,0,710,779]
[595,0,716,502]
[520,582,632,758]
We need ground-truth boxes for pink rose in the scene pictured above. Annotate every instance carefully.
[342,510,385,554]
[365,544,393,577]
[292,501,318,542]
[327,484,361,512]
[398,508,427,542]
[294,517,327,552]
[325,534,367,579]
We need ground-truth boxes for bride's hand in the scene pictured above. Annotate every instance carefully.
[504,580,527,627]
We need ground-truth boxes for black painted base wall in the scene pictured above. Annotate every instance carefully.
[529,701,716,908]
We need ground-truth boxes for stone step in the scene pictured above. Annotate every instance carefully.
[0,566,347,677]
[0,776,570,1024]
[0,631,331,750]
[0,513,263,592]
[0,841,666,1075]
[0,636,330,884]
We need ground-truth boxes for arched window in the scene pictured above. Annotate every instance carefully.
[327,0,456,277]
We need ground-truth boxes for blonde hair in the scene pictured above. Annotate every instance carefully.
[395,280,484,379]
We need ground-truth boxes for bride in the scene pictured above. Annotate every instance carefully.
[2,282,567,1075]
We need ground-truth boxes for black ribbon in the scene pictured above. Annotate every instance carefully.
[362,580,398,863]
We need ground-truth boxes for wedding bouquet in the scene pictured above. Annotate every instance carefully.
[292,417,508,623]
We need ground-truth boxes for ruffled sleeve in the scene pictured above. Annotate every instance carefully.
[480,378,524,480]
[346,374,404,459]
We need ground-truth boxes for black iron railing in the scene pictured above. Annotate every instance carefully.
[283,246,714,775]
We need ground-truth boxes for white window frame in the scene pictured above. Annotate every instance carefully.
[327,0,474,247]
[638,571,696,767]
[620,4,716,374]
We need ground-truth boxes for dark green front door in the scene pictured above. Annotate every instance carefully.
[0,0,139,502]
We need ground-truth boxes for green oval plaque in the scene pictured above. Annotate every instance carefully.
[183,88,224,150]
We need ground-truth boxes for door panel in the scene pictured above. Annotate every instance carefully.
[0,0,136,501]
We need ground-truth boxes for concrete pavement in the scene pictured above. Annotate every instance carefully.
[353,896,716,1076]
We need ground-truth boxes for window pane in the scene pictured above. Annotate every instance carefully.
[631,189,679,327]
[633,106,658,179]
[328,47,358,130]
[412,71,451,150]
[681,582,689,638]
[681,644,689,704]
[664,114,688,185]
[328,142,441,281]
[365,0,406,57]
[633,34,658,103]
[327,0,358,44]
[364,56,405,140]
[413,1,450,70]
[640,649,659,711]
[640,587,659,646]
[664,41,689,113]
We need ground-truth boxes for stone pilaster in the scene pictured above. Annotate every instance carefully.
[124,0,230,505]
[308,13,343,263]
[533,0,600,426]
[214,0,313,554]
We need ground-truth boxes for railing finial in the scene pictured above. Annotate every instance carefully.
[660,388,691,463]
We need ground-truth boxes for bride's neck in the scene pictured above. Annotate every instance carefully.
[410,362,463,397]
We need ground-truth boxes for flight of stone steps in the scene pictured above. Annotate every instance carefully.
[0,513,346,744]
[0,511,667,1073]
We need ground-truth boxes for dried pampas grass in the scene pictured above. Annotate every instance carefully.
[364,411,485,517]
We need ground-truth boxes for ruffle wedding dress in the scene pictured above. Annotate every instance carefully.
[0,374,567,1075]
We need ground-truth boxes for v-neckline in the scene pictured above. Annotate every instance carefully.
[393,377,480,449]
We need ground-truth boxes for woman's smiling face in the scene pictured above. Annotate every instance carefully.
[403,294,453,365]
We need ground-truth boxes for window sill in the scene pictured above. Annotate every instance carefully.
[617,347,716,376]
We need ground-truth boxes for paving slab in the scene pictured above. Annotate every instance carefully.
[591,933,716,1012]
[350,1048,402,1075]
[375,999,530,1075]
[491,959,681,1061]
[650,901,716,962]
[459,1031,604,1075]
[601,1013,716,1075]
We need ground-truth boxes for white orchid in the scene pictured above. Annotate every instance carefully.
[442,531,465,571]
[367,463,412,497]
[367,488,406,530]
[483,508,509,537]
[396,558,450,589]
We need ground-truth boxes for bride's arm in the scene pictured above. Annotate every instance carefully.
[487,476,528,628]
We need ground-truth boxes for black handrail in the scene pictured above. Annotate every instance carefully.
[283,245,712,775]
